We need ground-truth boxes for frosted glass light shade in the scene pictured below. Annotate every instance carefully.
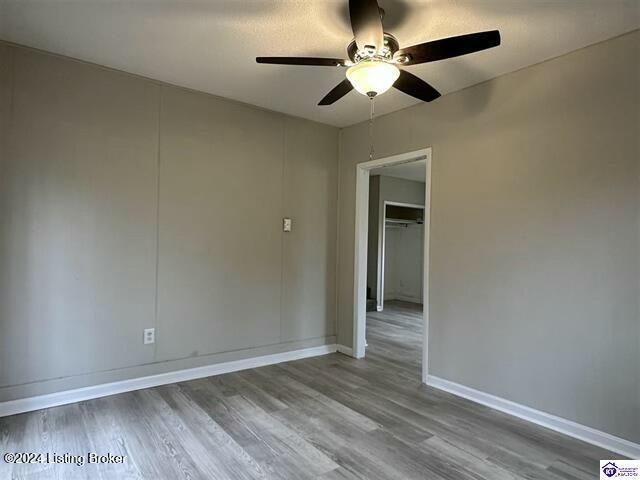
[346,60,400,97]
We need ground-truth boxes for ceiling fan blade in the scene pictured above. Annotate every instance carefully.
[349,0,384,52]
[256,57,347,67]
[318,79,354,105]
[396,30,501,66]
[394,70,441,102]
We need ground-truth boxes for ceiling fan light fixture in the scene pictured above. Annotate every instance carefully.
[257,0,501,106]
[346,60,400,97]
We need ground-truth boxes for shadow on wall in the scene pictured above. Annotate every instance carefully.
[429,61,497,119]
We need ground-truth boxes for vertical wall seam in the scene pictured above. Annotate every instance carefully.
[637,128,640,419]
[8,46,15,122]
[279,117,286,343]
[0,47,14,216]
[335,129,343,342]
[1,46,15,174]
[152,85,163,362]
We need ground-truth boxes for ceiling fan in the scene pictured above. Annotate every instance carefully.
[256,0,501,106]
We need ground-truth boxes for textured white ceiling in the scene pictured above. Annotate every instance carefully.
[0,1,638,127]
[371,159,426,183]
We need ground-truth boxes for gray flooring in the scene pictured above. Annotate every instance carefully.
[1,300,622,479]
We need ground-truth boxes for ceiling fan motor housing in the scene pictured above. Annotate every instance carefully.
[347,33,399,63]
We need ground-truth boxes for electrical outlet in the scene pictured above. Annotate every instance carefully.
[283,217,292,232]
[143,328,155,345]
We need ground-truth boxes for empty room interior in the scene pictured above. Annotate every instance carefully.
[0,1,638,479]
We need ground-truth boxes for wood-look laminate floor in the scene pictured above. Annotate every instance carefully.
[1,301,621,479]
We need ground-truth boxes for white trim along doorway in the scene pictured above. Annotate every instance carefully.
[352,148,432,383]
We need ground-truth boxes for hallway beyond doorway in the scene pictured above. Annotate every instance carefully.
[366,300,422,376]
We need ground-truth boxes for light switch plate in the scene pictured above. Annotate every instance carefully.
[283,217,292,232]
[143,328,155,345]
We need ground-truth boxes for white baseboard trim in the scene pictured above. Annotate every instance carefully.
[0,344,337,418]
[336,344,354,357]
[426,375,640,459]
[383,295,423,304]
[394,294,423,304]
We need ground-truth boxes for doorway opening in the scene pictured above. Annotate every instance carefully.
[380,202,425,312]
[353,148,431,383]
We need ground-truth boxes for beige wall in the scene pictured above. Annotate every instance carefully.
[338,31,640,442]
[0,42,338,401]
[1,29,638,445]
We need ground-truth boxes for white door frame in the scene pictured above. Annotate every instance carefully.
[379,200,426,311]
[352,147,432,383]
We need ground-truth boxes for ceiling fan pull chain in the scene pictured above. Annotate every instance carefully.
[369,96,375,160]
